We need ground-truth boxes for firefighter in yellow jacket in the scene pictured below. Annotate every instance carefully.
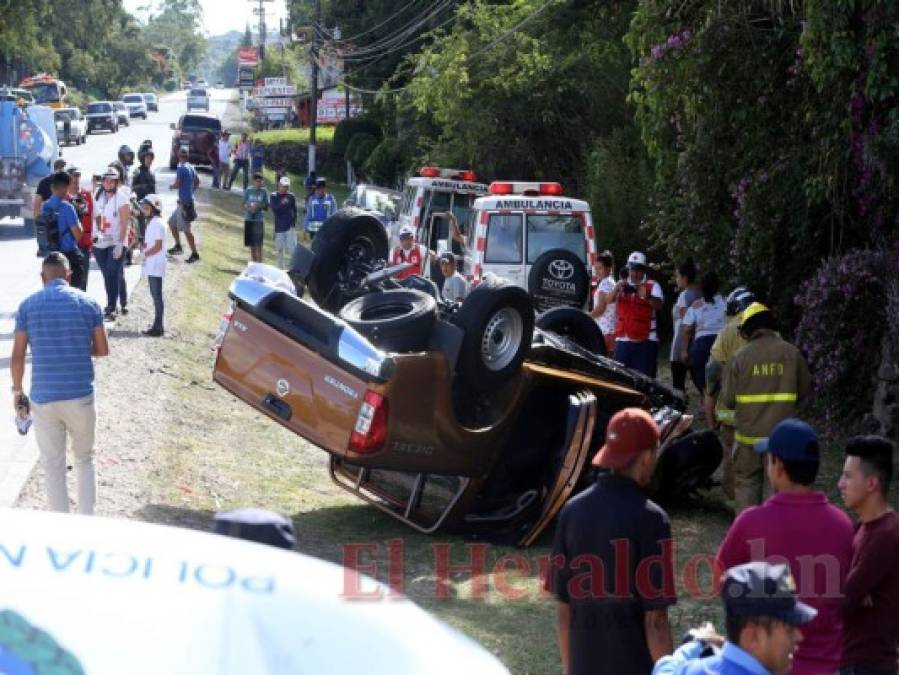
[721,302,811,513]
[704,287,754,500]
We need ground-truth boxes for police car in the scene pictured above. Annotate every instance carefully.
[393,166,488,251]
[423,181,597,312]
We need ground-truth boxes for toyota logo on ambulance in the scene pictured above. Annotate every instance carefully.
[548,259,575,281]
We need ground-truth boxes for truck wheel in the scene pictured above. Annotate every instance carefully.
[308,208,388,313]
[339,289,436,352]
[536,306,607,356]
[452,278,534,391]
[527,249,589,312]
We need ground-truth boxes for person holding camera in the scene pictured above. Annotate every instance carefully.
[65,166,93,292]
[606,251,664,378]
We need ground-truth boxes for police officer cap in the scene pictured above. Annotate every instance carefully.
[212,508,296,550]
[721,562,817,626]
[315,178,327,187]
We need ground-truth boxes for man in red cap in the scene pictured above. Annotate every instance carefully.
[545,407,676,675]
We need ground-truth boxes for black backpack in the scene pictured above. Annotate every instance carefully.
[39,203,63,251]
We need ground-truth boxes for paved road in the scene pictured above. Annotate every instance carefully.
[0,88,236,506]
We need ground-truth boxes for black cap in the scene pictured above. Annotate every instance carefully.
[438,251,456,265]
[212,508,296,550]
[721,562,817,626]
[315,178,326,187]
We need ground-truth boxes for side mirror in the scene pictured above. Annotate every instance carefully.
[169,122,176,130]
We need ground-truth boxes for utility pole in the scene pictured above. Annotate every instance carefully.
[309,0,321,176]
[249,0,274,60]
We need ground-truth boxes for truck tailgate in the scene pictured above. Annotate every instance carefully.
[214,305,373,456]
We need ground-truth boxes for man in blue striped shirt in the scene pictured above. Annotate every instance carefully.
[11,253,109,514]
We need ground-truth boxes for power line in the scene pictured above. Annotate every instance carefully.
[321,0,423,45]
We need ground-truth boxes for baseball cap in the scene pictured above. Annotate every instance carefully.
[627,251,647,268]
[399,225,415,239]
[212,508,296,550]
[721,562,817,626]
[101,167,119,180]
[592,407,660,469]
[139,194,163,213]
[754,418,819,461]
[315,178,327,187]
[439,251,456,264]
[278,176,290,187]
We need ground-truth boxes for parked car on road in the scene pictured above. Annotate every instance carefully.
[54,107,87,145]
[0,88,36,105]
[343,184,401,229]
[187,87,209,111]
[169,113,221,169]
[122,93,148,119]
[85,101,118,134]
[113,101,129,127]
[142,92,158,112]
[213,217,721,546]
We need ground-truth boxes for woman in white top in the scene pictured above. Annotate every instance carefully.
[140,194,166,336]
[681,271,726,394]
[670,258,700,394]
[93,167,132,319]
[589,250,617,355]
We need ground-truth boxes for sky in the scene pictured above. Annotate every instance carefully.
[123,0,288,38]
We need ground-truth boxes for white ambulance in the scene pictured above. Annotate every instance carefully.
[394,166,489,252]
[436,181,597,311]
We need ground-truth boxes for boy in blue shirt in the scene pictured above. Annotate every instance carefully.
[243,172,268,263]
[167,148,200,263]
[269,176,297,269]
[41,171,86,289]
[303,178,336,239]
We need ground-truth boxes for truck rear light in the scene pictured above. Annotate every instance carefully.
[419,166,440,177]
[489,182,514,195]
[212,302,235,353]
[349,390,388,454]
[539,182,564,195]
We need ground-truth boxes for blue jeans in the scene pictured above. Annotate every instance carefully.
[93,246,127,312]
[614,340,659,378]
[689,334,717,394]
[148,275,164,331]
[228,159,249,191]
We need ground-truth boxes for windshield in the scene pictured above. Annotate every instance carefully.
[189,89,207,97]
[526,214,586,264]
[181,115,221,131]
[87,103,112,113]
[54,110,74,121]
[142,94,155,102]
[24,82,59,104]
[123,94,143,103]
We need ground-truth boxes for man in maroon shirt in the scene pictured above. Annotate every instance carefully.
[838,435,898,675]
[717,418,854,675]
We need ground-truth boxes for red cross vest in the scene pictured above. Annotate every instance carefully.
[391,244,426,280]
[615,279,657,341]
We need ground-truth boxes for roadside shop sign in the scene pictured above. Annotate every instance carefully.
[238,46,259,65]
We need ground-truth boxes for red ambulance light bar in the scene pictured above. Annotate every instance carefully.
[418,166,478,181]
[489,182,565,196]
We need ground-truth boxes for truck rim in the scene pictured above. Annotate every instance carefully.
[480,307,523,371]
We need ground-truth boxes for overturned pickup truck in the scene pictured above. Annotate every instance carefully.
[213,210,721,545]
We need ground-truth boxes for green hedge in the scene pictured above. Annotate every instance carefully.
[251,128,335,176]
[332,117,382,157]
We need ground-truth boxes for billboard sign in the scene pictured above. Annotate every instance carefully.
[238,65,256,91]
[238,46,259,65]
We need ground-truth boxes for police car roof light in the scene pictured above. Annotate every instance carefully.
[419,166,440,178]
[489,182,515,195]
[539,182,564,196]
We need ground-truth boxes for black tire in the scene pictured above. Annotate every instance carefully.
[452,277,534,391]
[527,248,589,312]
[536,306,607,356]
[339,289,436,352]
[308,208,388,313]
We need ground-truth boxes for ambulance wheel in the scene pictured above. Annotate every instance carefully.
[452,277,534,392]
[339,289,436,352]
[527,249,589,312]
[308,208,388,313]
[536,306,607,356]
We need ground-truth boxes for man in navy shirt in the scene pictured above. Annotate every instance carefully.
[41,172,86,290]
[11,253,109,514]
[167,148,200,263]
[546,407,676,675]
[269,176,297,269]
